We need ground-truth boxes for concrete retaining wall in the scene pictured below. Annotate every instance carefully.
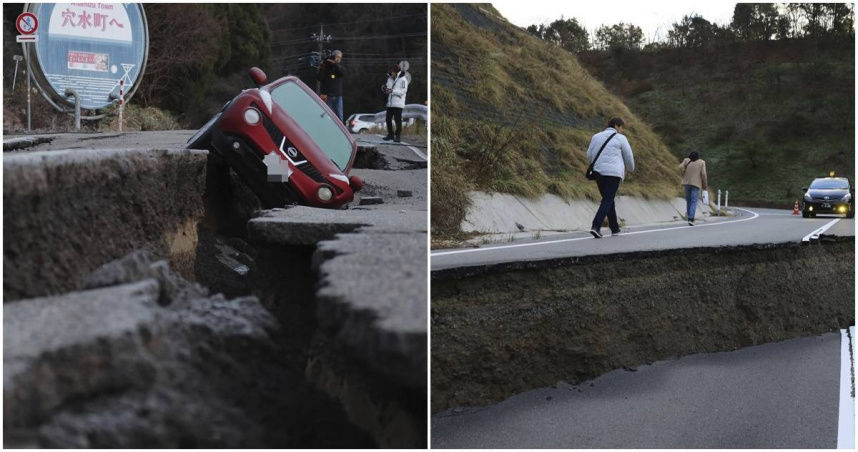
[3,148,207,301]
[431,239,855,412]
[462,190,713,234]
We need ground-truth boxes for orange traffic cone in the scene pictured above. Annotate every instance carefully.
[793,200,799,215]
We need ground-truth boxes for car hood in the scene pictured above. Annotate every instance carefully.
[807,188,850,199]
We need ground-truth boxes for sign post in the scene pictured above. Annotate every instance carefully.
[12,55,22,90]
[118,79,124,132]
[16,12,39,132]
[27,57,31,131]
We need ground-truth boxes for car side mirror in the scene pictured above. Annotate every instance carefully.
[349,175,364,192]
[801,187,807,193]
[249,67,267,87]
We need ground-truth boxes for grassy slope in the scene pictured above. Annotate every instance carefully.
[431,4,681,235]
[579,39,855,207]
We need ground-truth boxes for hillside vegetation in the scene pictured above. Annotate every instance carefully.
[579,38,854,207]
[431,4,681,235]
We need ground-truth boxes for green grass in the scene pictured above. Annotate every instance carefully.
[431,4,682,237]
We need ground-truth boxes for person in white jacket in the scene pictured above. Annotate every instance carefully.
[382,60,410,142]
[586,117,635,238]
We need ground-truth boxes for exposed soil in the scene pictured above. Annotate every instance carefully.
[431,239,855,412]
[3,149,207,301]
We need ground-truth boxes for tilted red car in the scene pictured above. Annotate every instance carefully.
[188,67,363,208]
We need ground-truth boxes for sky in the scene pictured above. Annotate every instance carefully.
[492,0,737,44]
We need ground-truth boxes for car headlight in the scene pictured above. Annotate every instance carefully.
[244,108,261,125]
[317,186,333,202]
[843,193,851,202]
[804,192,812,201]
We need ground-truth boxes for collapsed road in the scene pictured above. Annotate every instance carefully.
[3,130,427,448]
[431,207,854,447]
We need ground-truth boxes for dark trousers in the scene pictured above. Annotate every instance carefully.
[386,107,403,138]
[591,175,622,232]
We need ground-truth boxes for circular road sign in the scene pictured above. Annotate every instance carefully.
[16,12,38,35]
[21,3,148,113]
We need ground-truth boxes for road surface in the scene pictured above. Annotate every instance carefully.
[432,328,855,449]
[431,208,855,448]
[355,133,428,162]
[432,207,855,270]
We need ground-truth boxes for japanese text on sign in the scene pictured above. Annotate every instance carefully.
[48,3,132,42]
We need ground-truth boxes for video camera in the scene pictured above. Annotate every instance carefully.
[310,50,335,68]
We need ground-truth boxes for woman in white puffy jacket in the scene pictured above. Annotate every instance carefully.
[383,60,410,142]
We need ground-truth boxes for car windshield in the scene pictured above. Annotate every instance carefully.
[810,179,850,190]
[269,81,351,170]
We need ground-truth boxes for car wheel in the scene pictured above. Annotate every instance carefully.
[848,208,854,219]
[211,130,301,208]
[802,210,809,218]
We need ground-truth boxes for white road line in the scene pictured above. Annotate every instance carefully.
[402,141,428,161]
[801,218,841,242]
[432,208,761,257]
[366,134,428,161]
[837,326,855,449]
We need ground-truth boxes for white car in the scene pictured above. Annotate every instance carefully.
[348,104,427,134]
[347,113,384,134]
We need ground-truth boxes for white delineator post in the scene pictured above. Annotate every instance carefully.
[118,79,124,132]
[717,189,722,215]
[725,190,729,208]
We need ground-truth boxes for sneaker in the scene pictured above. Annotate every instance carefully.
[382,135,393,141]
[589,229,602,238]
[611,229,623,236]
[687,220,694,226]
[394,136,401,143]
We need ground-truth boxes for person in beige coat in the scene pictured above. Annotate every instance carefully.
[679,151,707,225]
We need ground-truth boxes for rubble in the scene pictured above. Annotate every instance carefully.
[4,253,371,448]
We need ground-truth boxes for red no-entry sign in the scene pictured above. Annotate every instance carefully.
[16,12,38,35]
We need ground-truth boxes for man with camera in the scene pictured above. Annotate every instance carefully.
[317,50,345,122]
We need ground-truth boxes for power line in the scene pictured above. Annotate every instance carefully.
[268,13,426,35]
[271,38,315,47]
[274,57,426,65]
[273,31,427,47]
[333,32,427,41]
[271,52,314,61]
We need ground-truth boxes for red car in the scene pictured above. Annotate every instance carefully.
[188,67,363,208]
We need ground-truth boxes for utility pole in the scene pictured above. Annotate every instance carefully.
[310,24,332,94]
